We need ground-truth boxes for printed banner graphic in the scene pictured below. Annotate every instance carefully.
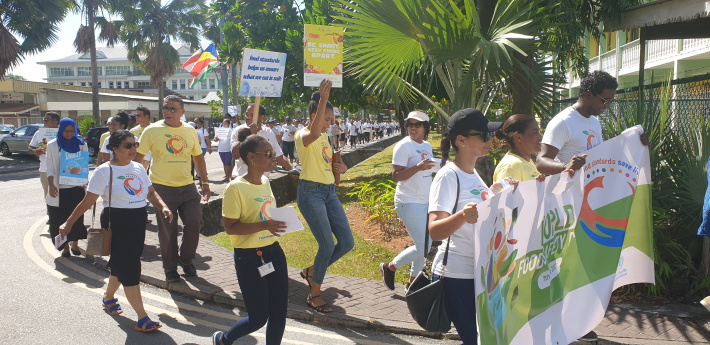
[239,48,287,97]
[59,150,89,186]
[304,24,343,88]
[35,128,59,148]
[473,126,653,344]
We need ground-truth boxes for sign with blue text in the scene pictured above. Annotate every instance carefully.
[59,150,89,186]
[239,48,288,97]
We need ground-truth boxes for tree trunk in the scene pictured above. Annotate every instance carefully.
[511,51,534,116]
[158,76,164,119]
[88,6,100,124]
[397,97,409,137]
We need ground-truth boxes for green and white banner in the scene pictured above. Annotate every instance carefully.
[474,126,654,344]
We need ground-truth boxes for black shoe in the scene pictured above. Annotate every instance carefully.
[181,264,197,277]
[165,270,181,283]
[380,262,395,290]
[579,331,598,342]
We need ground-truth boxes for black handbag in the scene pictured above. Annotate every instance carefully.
[405,173,460,333]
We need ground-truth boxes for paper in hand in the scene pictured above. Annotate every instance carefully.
[54,233,67,250]
[268,206,304,234]
[429,158,442,173]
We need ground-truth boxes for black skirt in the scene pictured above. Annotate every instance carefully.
[48,186,87,250]
[101,207,147,287]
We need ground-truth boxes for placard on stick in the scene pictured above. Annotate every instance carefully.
[304,24,343,88]
[239,48,288,98]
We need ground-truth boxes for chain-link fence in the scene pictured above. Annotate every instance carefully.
[551,73,710,134]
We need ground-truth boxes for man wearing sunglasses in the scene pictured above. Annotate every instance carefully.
[29,111,61,201]
[134,95,210,283]
[229,104,294,177]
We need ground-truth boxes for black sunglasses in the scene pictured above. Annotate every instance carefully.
[406,122,423,128]
[253,151,274,158]
[122,142,140,149]
[162,106,181,113]
[596,94,614,105]
[462,131,491,141]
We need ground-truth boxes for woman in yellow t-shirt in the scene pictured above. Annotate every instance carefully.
[213,135,288,345]
[295,79,353,314]
[493,114,546,183]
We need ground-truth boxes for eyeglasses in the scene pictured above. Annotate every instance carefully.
[253,151,274,158]
[121,142,140,149]
[42,118,50,122]
[597,94,614,105]
[462,131,491,142]
[406,122,423,128]
[162,106,181,113]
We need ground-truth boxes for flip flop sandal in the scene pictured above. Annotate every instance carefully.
[71,248,81,256]
[300,268,312,289]
[135,316,162,332]
[102,298,123,315]
[307,295,332,313]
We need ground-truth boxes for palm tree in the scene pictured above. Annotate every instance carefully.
[114,0,205,113]
[73,0,120,123]
[0,0,72,78]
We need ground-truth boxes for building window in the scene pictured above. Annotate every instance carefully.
[136,81,152,88]
[209,79,216,89]
[49,67,74,77]
[97,82,101,88]
[180,80,186,90]
[105,66,130,76]
[201,79,207,90]
[80,82,86,87]
[172,80,178,89]
[109,81,114,89]
[77,66,102,76]
[67,82,73,86]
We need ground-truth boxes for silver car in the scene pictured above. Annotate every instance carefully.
[0,124,43,156]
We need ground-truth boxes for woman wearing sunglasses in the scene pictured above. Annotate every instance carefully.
[378,111,436,292]
[60,130,173,332]
[213,135,288,345]
[428,109,516,344]
[493,114,546,183]
[296,79,353,313]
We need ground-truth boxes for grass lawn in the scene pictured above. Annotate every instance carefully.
[210,133,443,284]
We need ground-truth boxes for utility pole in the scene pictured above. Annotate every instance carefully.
[220,9,229,118]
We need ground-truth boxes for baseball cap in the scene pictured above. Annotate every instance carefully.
[446,108,502,138]
[128,113,136,121]
[404,110,429,123]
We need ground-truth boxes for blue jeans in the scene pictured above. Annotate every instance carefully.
[433,276,478,344]
[297,180,354,284]
[221,242,288,345]
[392,202,430,277]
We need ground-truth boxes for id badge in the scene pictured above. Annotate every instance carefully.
[257,262,275,277]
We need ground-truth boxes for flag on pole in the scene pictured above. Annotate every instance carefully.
[181,43,219,88]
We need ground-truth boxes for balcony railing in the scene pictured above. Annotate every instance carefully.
[589,56,600,71]
[600,50,617,76]
[682,39,710,53]
[620,40,640,71]
[647,39,678,63]
[127,70,147,76]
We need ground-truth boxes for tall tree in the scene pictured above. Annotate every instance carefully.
[0,0,72,78]
[73,0,120,123]
[113,0,205,113]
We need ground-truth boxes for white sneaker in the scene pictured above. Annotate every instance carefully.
[701,296,710,313]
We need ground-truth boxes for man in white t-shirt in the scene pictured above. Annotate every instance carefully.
[537,70,648,342]
[230,104,293,177]
[29,112,60,200]
[281,117,297,164]
[348,119,358,148]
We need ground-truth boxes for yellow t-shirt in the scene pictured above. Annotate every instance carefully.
[137,120,202,187]
[99,131,110,150]
[222,176,278,249]
[295,129,334,185]
[130,124,146,138]
[493,152,540,182]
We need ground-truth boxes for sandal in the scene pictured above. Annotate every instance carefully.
[102,298,123,315]
[71,248,81,256]
[307,294,332,313]
[135,316,161,332]
[300,267,313,289]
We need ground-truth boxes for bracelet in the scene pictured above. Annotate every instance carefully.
[201,181,210,185]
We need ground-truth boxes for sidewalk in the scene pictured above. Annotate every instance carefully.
[81,134,710,343]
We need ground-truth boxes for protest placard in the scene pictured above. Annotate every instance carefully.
[59,150,89,186]
[304,24,343,88]
[35,128,59,148]
[239,48,287,98]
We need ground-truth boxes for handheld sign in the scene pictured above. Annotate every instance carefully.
[239,48,288,98]
[59,150,89,186]
[304,24,344,88]
[35,128,59,148]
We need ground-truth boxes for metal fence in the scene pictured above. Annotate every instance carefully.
[551,73,710,134]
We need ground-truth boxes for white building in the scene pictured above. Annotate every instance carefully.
[38,44,225,101]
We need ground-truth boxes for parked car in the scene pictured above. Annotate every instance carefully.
[0,124,44,156]
[0,125,14,135]
[84,126,109,157]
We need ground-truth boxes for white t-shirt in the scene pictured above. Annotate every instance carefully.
[429,163,490,279]
[29,131,47,172]
[339,123,348,134]
[196,127,209,149]
[542,106,603,164]
[281,124,297,142]
[270,126,281,138]
[393,137,434,204]
[214,126,233,152]
[348,124,358,136]
[100,136,114,160]
[230,124,284,177]
[87,161,151,208]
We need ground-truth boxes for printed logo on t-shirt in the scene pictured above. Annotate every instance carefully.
[254,196,275,221]
[165,134,187,154]
[321,142,332,164]
[583,129,601,150]
[415,149,430,160]
[469,185,490,201]
[117,174,144,196]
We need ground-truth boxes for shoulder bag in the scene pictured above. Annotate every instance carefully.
[405,173,460,333]
[86,164,112,256]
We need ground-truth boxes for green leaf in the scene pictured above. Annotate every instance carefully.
[117,176,126,180]
[254,197,264,202]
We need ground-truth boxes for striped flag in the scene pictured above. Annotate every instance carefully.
[181,43,219,88]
